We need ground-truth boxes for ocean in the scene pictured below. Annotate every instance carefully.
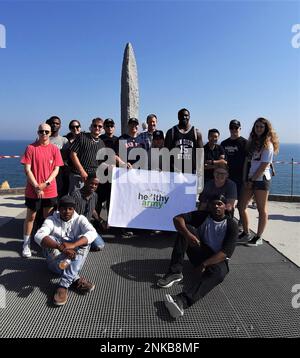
[0,140,299,195]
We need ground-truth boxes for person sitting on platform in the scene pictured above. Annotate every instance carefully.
[157,194,238,319]
[198,164,237,216]
[71,173,105,251]
[34,195,97,306]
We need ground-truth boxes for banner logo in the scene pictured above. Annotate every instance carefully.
[138,191,169,209]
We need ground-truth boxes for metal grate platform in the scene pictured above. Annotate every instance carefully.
[0,212,299,338]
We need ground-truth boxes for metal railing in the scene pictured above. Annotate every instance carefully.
[0,156,300,196]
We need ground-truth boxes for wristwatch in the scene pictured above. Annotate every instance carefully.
[45,180,51,186]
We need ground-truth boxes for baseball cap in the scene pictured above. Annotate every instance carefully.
[58,195,76,208]
[104,118,115,126]
[153,130,164,140]
[229,119,241,128]
[210,194,227,204]
[128,117,139,125]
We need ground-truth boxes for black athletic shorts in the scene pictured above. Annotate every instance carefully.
[25,197,57,211]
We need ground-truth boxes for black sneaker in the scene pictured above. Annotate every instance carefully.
[121,230,134,238]
[164,294,184,318]
[157,272,183,288]
[246,236,263,247]
[238,231,252,243]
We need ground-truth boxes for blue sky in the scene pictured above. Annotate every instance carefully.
[0,0,299,143]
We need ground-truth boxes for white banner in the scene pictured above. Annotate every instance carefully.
[108,168,198,231]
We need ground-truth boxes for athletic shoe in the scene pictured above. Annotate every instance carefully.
[157,273,183,288]
[22,243,32,258]
[53,287,68,306]
[164,294,184,318]
[237,231,252,243]
[246,236,263,247]
[121,231,134,238]
[71,277,95,294]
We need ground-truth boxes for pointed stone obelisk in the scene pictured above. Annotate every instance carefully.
[121,42,139,135]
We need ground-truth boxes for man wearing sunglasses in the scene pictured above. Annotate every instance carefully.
[69,117,105,194]
[21,123,64,258]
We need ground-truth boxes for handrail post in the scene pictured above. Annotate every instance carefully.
[291,158,294,197]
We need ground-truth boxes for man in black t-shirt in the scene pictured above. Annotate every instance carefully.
[69,117,105,194]
[203,128,226,182]
[97,118,122,219]
[157,194,238,319]
[164,108,203,174]
[221,120,248,198]
[100,118,119,153]
[221,120,248,223]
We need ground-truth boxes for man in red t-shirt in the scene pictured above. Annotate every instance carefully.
[21,123,64,258]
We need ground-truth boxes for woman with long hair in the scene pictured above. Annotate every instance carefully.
[239,117,279,246]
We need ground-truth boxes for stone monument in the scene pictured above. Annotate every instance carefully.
[121,42,139,135]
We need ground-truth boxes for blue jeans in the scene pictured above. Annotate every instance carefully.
[43,236,90,288]
[90,234,105,250]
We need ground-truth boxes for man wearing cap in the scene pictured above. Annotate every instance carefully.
[118,117,146,168]
[152,130,165,149]
[97,118,121,217]
[148,130,165,171]
[34,195,98,306]
[157,194,238,319]
[164,108,203,174]
[100,118,119,152]
[221,120,248,219]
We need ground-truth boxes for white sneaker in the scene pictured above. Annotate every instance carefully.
[22,244,32,258]
[164,294,184,318]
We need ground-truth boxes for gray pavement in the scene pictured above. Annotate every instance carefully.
[0,194,25,227]
[236,201,300,267]
[0,193,299,338]
[1,193,299,266]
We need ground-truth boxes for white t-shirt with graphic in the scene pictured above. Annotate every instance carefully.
[249,143,274,181]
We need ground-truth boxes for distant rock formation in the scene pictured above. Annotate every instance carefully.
[0,180,10,189]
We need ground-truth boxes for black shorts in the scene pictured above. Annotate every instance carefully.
[253,177,271,191]
[25,197,57,211]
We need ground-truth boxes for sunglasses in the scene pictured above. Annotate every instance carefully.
[71,125,80,129]
[93,124,103,128]
[255,125,265,129]
[105,125,114,128]
[230,126,239,130]
[38,130,50,135]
